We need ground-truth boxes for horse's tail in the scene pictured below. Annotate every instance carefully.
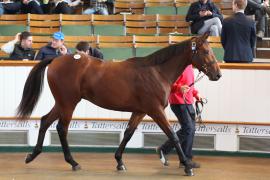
[16,58,54,119]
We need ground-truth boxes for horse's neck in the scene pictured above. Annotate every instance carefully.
[156,53,191,85]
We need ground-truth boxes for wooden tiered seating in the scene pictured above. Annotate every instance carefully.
[0,14,27,36]
[29,14,60,35]
[125,14,157,35]
[114,0,145,14]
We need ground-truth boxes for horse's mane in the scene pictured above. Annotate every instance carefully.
[132,39,191,66]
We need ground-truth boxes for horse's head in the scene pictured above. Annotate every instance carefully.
[190,32,222,81]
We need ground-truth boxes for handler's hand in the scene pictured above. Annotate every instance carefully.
[181,85,190,94]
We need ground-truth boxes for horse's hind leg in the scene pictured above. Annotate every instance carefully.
[25,105,59,164]
[149,109,193,176]
[57,106,80,171]
[115,112,145,171]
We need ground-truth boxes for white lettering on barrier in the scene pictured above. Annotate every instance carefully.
[240,126,270,136]
[2,120,270,137]
[0,120,31,129]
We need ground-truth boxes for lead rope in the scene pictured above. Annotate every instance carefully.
[183,71,207,128]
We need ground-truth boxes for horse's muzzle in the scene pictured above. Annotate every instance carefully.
[209,72,222,81]
[213,72,222,81]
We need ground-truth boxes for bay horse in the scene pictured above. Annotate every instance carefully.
[16,32,221,176]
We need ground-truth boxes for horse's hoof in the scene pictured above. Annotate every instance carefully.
[72,164,81,171]
[117,164,127,171]
[184,167,194,176]
[25,154,33,164]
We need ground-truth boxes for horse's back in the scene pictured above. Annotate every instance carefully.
[81,57,167,112]
[47,54,98,105]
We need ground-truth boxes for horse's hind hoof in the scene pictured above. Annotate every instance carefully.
[72,164,81,171]
[25,153,33,164]
[117,164,127,171]
[184,167,194,176]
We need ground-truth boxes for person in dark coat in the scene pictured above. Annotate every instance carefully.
[1,0,22,14]
[245,0,270,38]
[1,31,36,60]
[21,0,44,14]
[186,0,223,36]
[75,41,104,59]
[35,31,72,61]
[221,0,256,63]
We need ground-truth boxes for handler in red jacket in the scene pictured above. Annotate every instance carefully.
[157,64,202,168]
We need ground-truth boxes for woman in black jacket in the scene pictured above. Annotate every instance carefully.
[186,0,223,36]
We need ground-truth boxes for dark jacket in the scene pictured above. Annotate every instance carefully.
[21,0,44,14]
[186,0,223,34]
[221,12,256,63]
[245,0,263,14]
[35,43,72,61]
[9,44,36,60]
[89,47,104,59]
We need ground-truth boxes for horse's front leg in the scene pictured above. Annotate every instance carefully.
[149,108,194,176]
[115,113,145,171]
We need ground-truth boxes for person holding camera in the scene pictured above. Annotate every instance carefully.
[35,31,71,61]
[186,0,223,36]
[1,31,35,60]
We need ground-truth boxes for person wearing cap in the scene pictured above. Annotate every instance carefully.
[1,31,35,60]
[75,41,104,59]
[35,31,71,61]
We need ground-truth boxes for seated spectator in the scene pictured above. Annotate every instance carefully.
[221,0,256,63]
[35,31,71,61]
[53,0,81,14]
[245,0,270,38]
[186,0,223,36]
[105,0,114,14]
[41,0,51,14]
[83,0,108,15]
[0,31,36,60]
[1,0,21,14]
[0,3,4,15]
[21,0,43,14]
[75,41,104,59]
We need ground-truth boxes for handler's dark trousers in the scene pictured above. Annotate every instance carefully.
[160,104,196,160]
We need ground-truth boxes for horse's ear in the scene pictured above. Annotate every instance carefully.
[201,31,210,41]
[196,32,210,47]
